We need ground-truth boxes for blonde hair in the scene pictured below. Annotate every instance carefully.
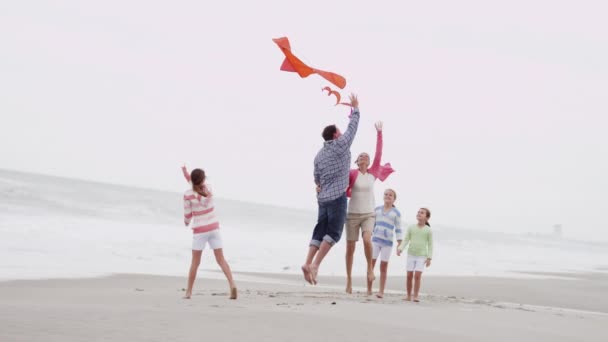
[355,152,370,165]
[385,189,397,207]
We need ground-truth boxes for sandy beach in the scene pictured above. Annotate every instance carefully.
[1,272,606,342]
[2,171,608,341]
[3,0,608,340]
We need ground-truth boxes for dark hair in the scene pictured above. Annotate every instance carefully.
[322,125,337,141]
[421,207,431,227]
[190,169,205,189]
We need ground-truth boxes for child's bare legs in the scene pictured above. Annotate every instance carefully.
[377,261,388,298]
[184,250,202,299]
[368,258,377,295]
[213,248,237,299]
[413,271,423,302]
[345,241,356,293]
[405,271,414,301]
[302,246,319,284]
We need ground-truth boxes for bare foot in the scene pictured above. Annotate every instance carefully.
[376,293,384,299]
[230,287,237,300]
[345,278,352,294]
[413,296,420,302]
[309,264,319,285]
[404,296,412,301]
[301,265,313,284]
[183,291,192,299]
[366,290,373,296]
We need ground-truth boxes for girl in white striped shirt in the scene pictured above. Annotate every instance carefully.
[370,189,403,298]
[182,166,237,300]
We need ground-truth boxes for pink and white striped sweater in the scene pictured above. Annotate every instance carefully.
[183,187,220,234]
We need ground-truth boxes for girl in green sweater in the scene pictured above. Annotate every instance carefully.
[397,208,433,302]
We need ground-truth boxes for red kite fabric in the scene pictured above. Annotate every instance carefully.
[273,37,346,89]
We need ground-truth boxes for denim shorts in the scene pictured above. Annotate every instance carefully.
[310,193,347,247]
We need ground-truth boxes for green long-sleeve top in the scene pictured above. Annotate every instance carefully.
[397,224,433,258]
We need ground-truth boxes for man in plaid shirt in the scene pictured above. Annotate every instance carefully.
[302,93,360,285]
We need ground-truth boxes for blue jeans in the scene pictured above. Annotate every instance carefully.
[310,193,347,248]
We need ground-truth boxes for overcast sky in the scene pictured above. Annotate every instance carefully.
[1,1,607,240]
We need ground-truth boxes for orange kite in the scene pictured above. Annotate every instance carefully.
[273,37,346,89]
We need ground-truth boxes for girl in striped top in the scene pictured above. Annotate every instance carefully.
[370,189,403,298]
[182,166,237,300]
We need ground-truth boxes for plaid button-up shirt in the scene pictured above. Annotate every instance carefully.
[314,108,360,203]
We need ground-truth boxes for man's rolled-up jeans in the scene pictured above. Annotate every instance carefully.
[310,193,347,248]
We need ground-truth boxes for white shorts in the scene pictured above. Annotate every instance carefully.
[372,243,392,262]
[192,230,223,251]
[407,255,427,272]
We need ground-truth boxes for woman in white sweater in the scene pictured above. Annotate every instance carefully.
[344,121,394,294]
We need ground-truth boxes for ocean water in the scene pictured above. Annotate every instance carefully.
[1,169,607,281]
